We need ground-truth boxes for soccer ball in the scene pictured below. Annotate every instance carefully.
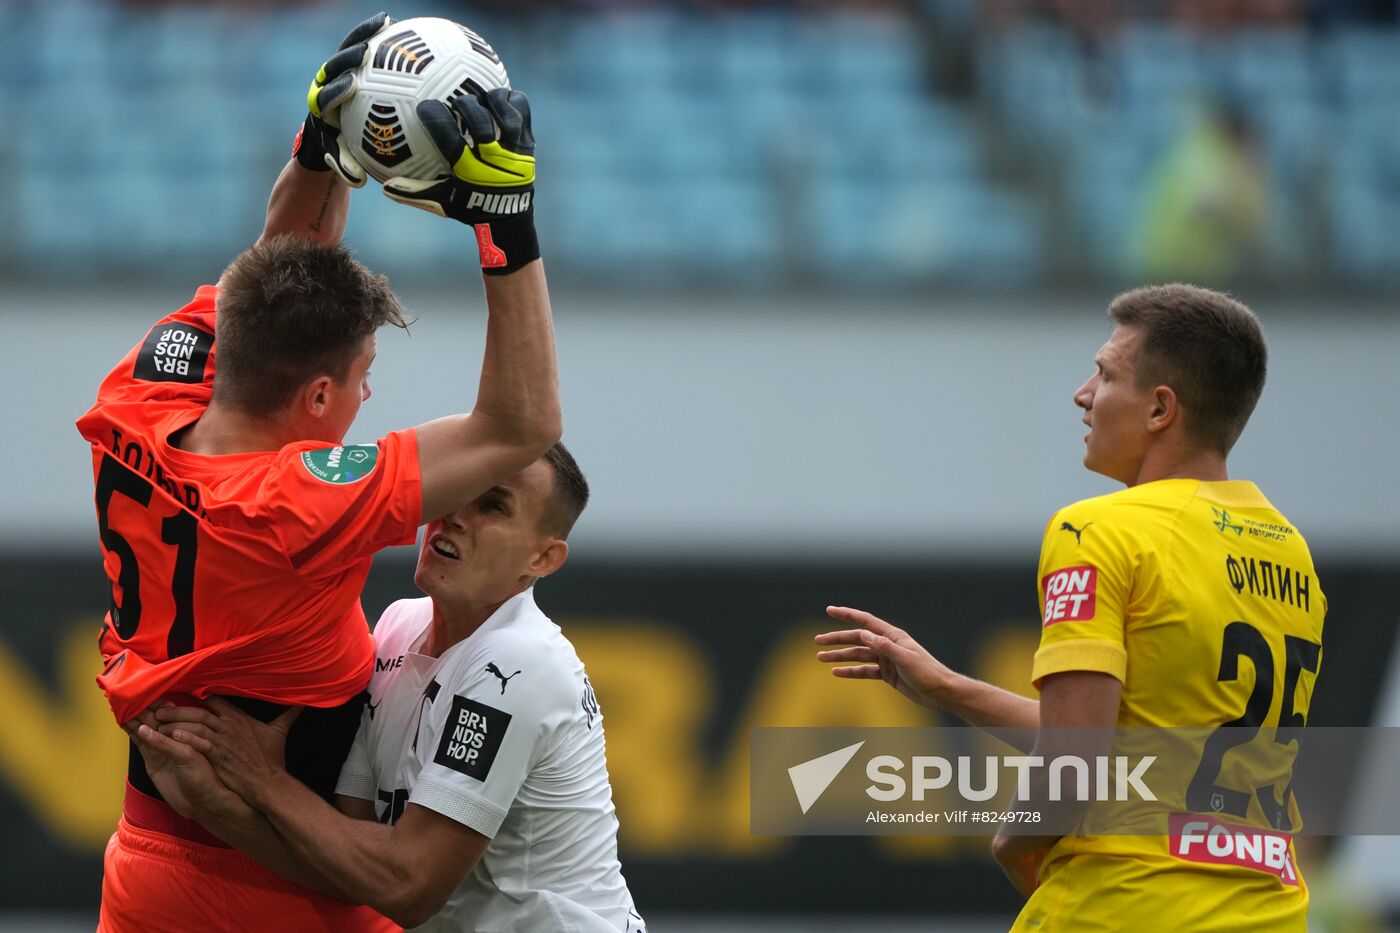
[337,17,510,184]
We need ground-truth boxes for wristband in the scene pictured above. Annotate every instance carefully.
[293,115,331,173]
[475,214,540,275]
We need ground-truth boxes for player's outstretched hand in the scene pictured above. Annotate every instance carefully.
[125,716,240,821]
[384,88,540,274]
[294,11,396,187]
[155,699,302,807]
[815,606,959,710]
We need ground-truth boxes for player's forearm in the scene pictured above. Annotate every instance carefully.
[935,673,1040,750]
[255,774,422,921]
[258,160,350,246]
[990,764,1074,898]
[413,259,561,521]
[473,259,562,449]
[194,793,355,900]
[993,713,1111,868]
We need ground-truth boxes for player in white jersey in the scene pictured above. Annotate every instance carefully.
[339,579,639,931]
[130,443,645,932]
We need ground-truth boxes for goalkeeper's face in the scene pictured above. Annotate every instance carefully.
[318,334,376,444]
[413,458,568,611]
[1074,325,1156,484]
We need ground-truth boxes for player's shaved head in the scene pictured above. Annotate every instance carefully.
[214,236,407,415]
[1109,284,1267,456]
[539,442,589,539]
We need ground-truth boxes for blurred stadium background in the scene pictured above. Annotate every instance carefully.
[1,0,1397,929]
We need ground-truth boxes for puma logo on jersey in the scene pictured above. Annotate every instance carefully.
[1059,521,1093,545]
[486,662,522,694]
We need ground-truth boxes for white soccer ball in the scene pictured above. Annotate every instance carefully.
[337,17,510,184]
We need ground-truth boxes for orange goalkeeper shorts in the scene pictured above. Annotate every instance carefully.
[98,816,401,933]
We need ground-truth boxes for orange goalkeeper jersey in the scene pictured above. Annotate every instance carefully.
[76,285,422,724]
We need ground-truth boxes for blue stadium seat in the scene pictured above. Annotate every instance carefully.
[980,26,1114,153]
[31,2,114,86]
[807,13,924,96]
[1327,171,1400,285]
[1115,25,1208,93]
[670,174,781,276]
[561,13,679,94]
[342,189,458,271]
[1329,28,1400,102]
[801,174,1033,284]
[696,13,804,96]
[1228,29,1317,101]
[1066,137,1150,276]
[247,9,346,94]
[18,169,103,264]
[942,188,1044,285]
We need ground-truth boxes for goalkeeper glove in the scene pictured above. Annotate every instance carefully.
[383,88,539,275]
[292,12,395,187]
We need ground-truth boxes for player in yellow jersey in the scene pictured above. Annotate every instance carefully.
[815,284,1324,932]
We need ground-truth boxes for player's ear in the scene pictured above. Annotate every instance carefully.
[1147,384,1177,434]
[528,538,568,579]
[303,375,336,418]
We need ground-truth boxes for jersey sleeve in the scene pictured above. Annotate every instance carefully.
[408,642,573,839]
[91,286,220,409]
[334,707,377,802]
[1030,502,1138,688]
[259,431,423,577]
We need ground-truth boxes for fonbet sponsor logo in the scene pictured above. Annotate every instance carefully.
[1169,813,1299,885]
[787,741,1156,815]
[1042,566,1097,625]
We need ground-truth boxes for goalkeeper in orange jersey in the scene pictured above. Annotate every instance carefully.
[81,13,557,931]
[816,285,1323,932]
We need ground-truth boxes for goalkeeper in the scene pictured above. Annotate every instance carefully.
[83,14,557,932]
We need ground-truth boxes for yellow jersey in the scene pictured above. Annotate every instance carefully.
[1015,479,1326,933]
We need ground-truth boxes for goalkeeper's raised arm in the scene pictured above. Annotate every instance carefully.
[260,12,394,246]
[388,85,560,522]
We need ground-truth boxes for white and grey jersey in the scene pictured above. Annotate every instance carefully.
[335,590,643,933]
